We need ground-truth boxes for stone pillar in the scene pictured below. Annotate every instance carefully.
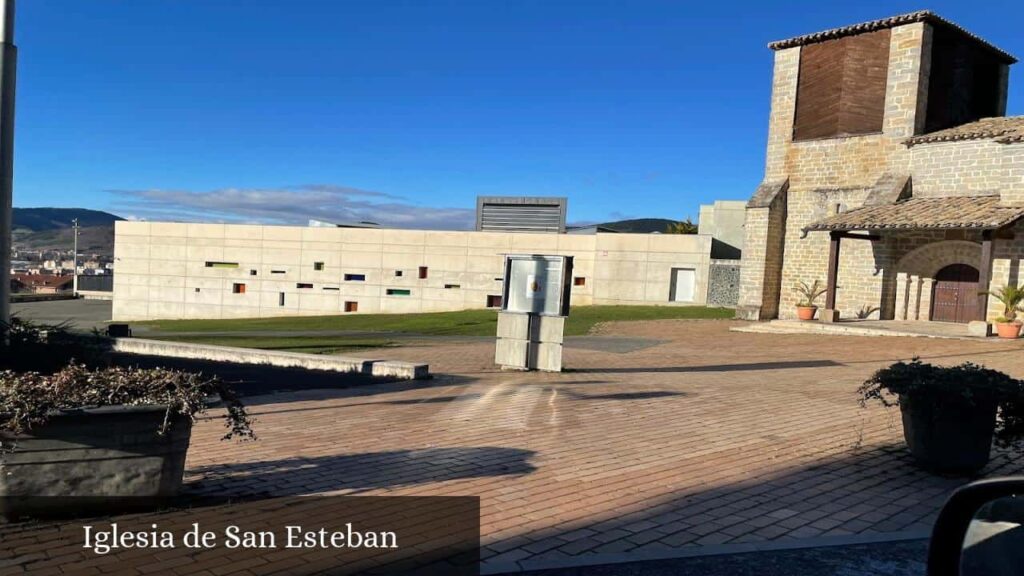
[895,272,911,321]
[884,22,931,142]
[737,181,788,321]
[764,48,800,181]
[911,275,923,320]
[919,278,935,321]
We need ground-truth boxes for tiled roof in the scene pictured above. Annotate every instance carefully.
[804,196,1024,232]
[9,274,74,288]
[904,116,1024,146]
[768,11,1017,64]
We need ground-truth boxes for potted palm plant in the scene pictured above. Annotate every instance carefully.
[859,359,1024,474]
[986,285,1024,339]
[793,280,827,321]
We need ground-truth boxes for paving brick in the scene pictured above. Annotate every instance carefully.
[5,321,1024,573]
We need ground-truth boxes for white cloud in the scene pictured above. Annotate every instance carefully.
[108,184,475,230]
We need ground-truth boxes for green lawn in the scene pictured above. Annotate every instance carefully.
[143,306,732,335]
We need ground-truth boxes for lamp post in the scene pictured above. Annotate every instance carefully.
[71,218,79,296]
[0,0,16,331]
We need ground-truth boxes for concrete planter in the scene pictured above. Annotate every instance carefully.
[0,405,192,520]
[900,391,997,474]
[994,321,1022,339]
[796,306,817,321]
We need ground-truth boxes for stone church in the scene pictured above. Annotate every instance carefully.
[738,11,1024,329]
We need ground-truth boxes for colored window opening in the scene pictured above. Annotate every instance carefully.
[344,274,366,281]
[205,261,238,268]
[232,283,246,294]
[387,289,411,296]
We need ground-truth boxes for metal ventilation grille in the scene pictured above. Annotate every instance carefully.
[479,203,563,233]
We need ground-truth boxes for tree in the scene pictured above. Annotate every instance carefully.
[665,218,698,234]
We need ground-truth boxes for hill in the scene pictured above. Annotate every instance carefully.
[13,225,115,254]
[12,207,122,232]
[579,218,684,234]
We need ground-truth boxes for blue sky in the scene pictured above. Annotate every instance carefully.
[12,1,1024,228]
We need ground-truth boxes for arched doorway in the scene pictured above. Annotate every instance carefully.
[930,264,980,323]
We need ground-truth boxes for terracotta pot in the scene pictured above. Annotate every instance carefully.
[995,321,1022,339]
[796,306,817,321]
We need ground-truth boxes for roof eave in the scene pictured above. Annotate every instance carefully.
[768,10,1017,65]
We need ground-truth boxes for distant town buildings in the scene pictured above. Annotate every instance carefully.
[9,273,73,295]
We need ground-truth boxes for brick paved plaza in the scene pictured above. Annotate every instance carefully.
[171,319,1024,573]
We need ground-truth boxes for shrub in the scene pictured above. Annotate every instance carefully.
[0,317,110,373]
[0,363,255,447]
[858,358,1024,448]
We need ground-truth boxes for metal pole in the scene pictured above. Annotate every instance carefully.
[0,0,16,332]
[71,218,79,296]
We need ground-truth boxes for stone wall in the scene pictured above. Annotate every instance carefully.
[707,260,741,308]
[910,140,1020,198]
[741,18,1024,323]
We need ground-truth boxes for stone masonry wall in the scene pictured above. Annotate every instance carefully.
[707,260,741,308]
[742,21,1024,322]
[770,24,930,320]
[910,140,1016,197]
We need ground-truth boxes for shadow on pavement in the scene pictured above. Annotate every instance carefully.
[570,359,841,374]
[187,446,537,497]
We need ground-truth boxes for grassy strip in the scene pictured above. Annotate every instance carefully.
[141,305,734,338]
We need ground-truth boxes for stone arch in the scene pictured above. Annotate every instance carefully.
[893,240,981,321]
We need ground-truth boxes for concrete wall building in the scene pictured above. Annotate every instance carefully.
[112,222,724,321]
[698,200,746,259]
[739,11,1024,326]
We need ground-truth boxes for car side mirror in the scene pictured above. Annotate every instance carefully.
[928,477,1024,576]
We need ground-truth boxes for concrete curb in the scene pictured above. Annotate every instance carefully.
[481,530,931,574]
[731,321,1005,342]
[110,337,429,380]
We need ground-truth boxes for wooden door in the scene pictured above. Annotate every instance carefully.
[931,264,980,323]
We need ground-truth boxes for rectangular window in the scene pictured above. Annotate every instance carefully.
[232,283,246,294]
[205,261,238,269]
[486,295,502,308]
[279,292,285,306]
[344,274,366,282]
[386,288,411,296]
[322,286,340,291]
[249,269,258,276]
[344,301,358,312]
[296,283,313,289]
[395,270,403,277]
[271,269,286,274]
[314,262,325,271]
[418,266,428,279]
[444,284,461,289]
[574,277,586,286]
